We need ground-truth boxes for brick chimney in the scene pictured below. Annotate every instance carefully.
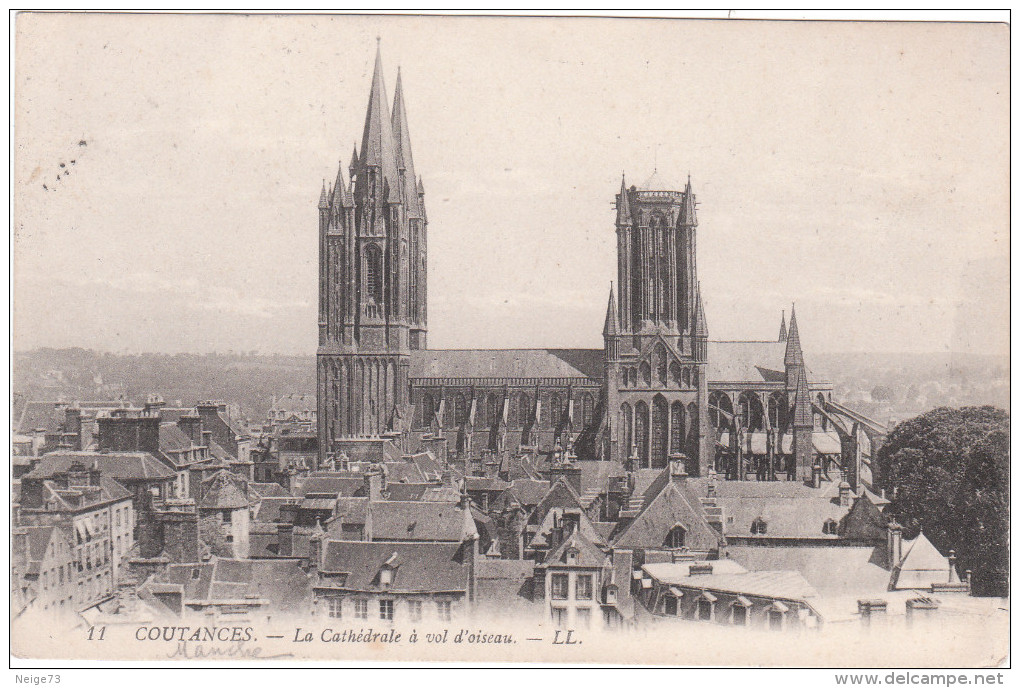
[812,461,823,489]
[887,520,903,567]
[66,460,92,488]
[364,465,384,502]
[63,407,82,450]
[548,461,582,494]
[201,430,213,448]
[277,522,294,557]
[97,414,161,455]
[669,456,688,484]
[839,481,852,507]
[177,414,203,444]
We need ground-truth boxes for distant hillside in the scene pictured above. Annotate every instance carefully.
[11,348,1008,427]
[12,348,315,423]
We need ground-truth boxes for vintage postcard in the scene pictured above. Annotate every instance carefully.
[9,12,1010,670]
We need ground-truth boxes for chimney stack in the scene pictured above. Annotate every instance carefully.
[887,520,903,567]
[812,462,823,489]
[839,481,852,507]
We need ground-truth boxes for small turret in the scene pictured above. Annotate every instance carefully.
[615,175,632,226]
[603,284,619,338]
[680,175,697,227]
[318,180,329,210]
[784,304,804,368]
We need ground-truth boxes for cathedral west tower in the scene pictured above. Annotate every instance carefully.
[603,174,711,475]
[317,45,428,464]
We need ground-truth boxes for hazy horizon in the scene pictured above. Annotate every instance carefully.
[13,16,1009,358]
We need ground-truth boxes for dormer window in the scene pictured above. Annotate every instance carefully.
[823,518,839,535]
[380,568,392,587]
[751,517,768,535]
[666,524,687,549]
[605,584,618,604]
[565,547,579,565]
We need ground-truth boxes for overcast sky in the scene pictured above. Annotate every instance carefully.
[13,14,1009,357]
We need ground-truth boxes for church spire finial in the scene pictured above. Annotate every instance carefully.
[784,303,804,368]
[680,175,697,227]
[778,309,788,342]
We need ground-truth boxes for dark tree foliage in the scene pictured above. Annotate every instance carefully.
[878,406,1009,597]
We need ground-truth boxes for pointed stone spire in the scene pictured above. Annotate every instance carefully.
[416,175,424,195]
[693,284,708,337]
[331,160,347,209]
[358,41,398,187]
[616,175,632,226]
[792,365,813,428]
[391,66,420,217]
[318,180,329,210]
[602,284,619,337]
[778,310,788,342]
[784,304,805,368]
[680,174,697,227]
[349,143,358,178]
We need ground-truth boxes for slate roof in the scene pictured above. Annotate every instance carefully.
[545,528,608,568]
[688,477,850,540]
[727,545,892,597]
[335,497,368,525]
[252,497,292,523]
[249,482,290,498]
[149,558,312,611]
[199,471,252,509]
[707,341,822,384]
[293,476,364,498]
[159,423,194,454]
[26,451,175,481]
[649,568,820,601]
[384,483,430,501]
[641,559,748,583]
[368,501,475,542]
[383,461,426,484]
[318,540,470,593]
[409,349,604,380]
[612,471,724,551]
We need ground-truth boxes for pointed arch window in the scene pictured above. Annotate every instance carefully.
[549,394,562,430]
[519,393,531,428]
[365,244,383,303]
[454,394,467,427]
[639,361,651,387]
[582,393,594,427]
[655,346,668,386]
[419,393,434,430]
[671,402,686,454]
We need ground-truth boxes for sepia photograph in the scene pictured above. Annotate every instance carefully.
[8,11,1010,672]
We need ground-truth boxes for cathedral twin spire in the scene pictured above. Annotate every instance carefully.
[322,43,422,217]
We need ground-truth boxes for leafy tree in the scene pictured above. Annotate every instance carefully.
[878,406,1009,596]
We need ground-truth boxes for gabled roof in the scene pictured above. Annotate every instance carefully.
[409,348,603,380]
[368,501,476,542]
[292,475,364,498]
[249,482,290,498]
[199,470,252,509]
[612,471,723,550]
[27,451,175,481]
[545,528,608,568]
[319,540,469,593]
